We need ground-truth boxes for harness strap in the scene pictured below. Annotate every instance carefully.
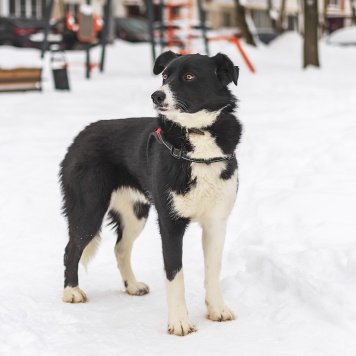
[147,128,235,164]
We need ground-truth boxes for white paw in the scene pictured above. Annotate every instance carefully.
[63,286,88,303]
[125,281,150,296]
[207,303,235,322]
[168,318,197,336]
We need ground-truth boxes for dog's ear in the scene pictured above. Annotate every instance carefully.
[211,53,238,86]
[153,51,180,75]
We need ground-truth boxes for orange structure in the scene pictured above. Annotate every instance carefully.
[165,0,194,54]
[208,35,256,73]
[160,1,255,72]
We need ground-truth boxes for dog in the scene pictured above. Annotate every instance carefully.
[60,51,242,336]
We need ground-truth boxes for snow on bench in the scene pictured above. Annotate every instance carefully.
[0,46,43,92]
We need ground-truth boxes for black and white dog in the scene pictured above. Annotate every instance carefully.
[60,51,242,336]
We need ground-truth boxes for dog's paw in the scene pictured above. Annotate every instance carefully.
[207,304,235,322]
[168,318,197,336]
[63,286,88,303]
[125,281,150,296]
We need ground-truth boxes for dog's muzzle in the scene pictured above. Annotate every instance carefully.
[151,91,166,106]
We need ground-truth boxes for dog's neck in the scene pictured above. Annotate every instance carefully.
[158,115,193,152]
[158,113,213,134]
[157,109,241,157]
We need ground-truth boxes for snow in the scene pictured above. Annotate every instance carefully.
[80,4,94,16]
[327,26,356,46]
[0,46,43,68]
[1,33,356,355]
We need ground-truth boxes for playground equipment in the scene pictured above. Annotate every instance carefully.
[41,0,255,77]
[147,0,255,72]
[51,48,70,90]
[66,7,103,78]
[41,0,112,79]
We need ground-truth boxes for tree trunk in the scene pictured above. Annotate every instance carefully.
[322,0,328,35]
[267,0,278,31]
[351,0,356,25]
[303,0,320,68]
[278,0,287,32]
[235,0,257,46]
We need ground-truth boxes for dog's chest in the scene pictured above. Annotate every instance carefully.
[170,132,238,221]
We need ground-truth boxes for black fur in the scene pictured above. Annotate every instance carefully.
[60,51,242,297]
[108,210,123,244]
[133,202,150,220]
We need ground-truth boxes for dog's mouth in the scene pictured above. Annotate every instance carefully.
[155,104,186,114]
[155,104,171,113]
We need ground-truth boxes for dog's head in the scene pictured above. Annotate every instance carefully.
[151,51,238,129]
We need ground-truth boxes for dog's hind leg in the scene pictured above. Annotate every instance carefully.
[110,188,150,296]
[63,237,90,303]
[62,167,114,303]
[63,211,106,303]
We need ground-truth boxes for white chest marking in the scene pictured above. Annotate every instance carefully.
[170,132,237,222]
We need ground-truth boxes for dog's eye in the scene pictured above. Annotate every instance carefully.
[162,74,168,80]
[184,74,195,81]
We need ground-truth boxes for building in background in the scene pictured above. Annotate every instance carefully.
[203,0,353,33]
[0,0,143,19]
[0,0,353,33]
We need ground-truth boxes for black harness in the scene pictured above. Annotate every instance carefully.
[147,128,235,164]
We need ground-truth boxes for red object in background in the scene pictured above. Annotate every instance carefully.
[65,10,103,43]
[13,27,36,36]
[66,12,79,32]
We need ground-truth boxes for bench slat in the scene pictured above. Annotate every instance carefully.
[0,67,42,92]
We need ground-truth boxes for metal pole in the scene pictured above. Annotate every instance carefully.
[159,0,165,53]
[145,0,156,63]
[196,0,209,56]
[86,43,91,79]
[85,0,91,78]
[41,0,54,59]
[100,0,112,72]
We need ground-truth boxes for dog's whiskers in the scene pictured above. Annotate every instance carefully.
[173,95,188,113]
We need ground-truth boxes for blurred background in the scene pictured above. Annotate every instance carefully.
[0,0,355,53]
[0,1,356,355]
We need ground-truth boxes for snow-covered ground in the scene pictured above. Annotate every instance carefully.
[0,34,355,355]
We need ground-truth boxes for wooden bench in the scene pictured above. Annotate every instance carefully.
[0,67,42,92]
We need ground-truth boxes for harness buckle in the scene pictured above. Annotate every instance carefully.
[170,146,182,159]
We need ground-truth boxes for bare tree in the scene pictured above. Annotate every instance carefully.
[278,0,287,32]
[351,0,356,25]
[303,0,320,68]
[235,0,257,46]
[267,0,278,31]
[322,0,328,35]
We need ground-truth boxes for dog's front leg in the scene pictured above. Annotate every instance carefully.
[159,216,196,336]
[201,218,235,322]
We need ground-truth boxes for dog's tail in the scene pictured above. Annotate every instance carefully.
[80,234,101,271]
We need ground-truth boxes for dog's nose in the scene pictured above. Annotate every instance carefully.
[151,91,166,105]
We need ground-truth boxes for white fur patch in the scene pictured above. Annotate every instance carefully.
[171,167,237,222]
[80,234,100,270]
[166,269,196,336]
[78,188,149,270]
[170,132,237,222]
[201,219,235,321]
[63,286,87,303]
[188,130,225,159]
[109,187,149,211]
[110,187,149,295]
